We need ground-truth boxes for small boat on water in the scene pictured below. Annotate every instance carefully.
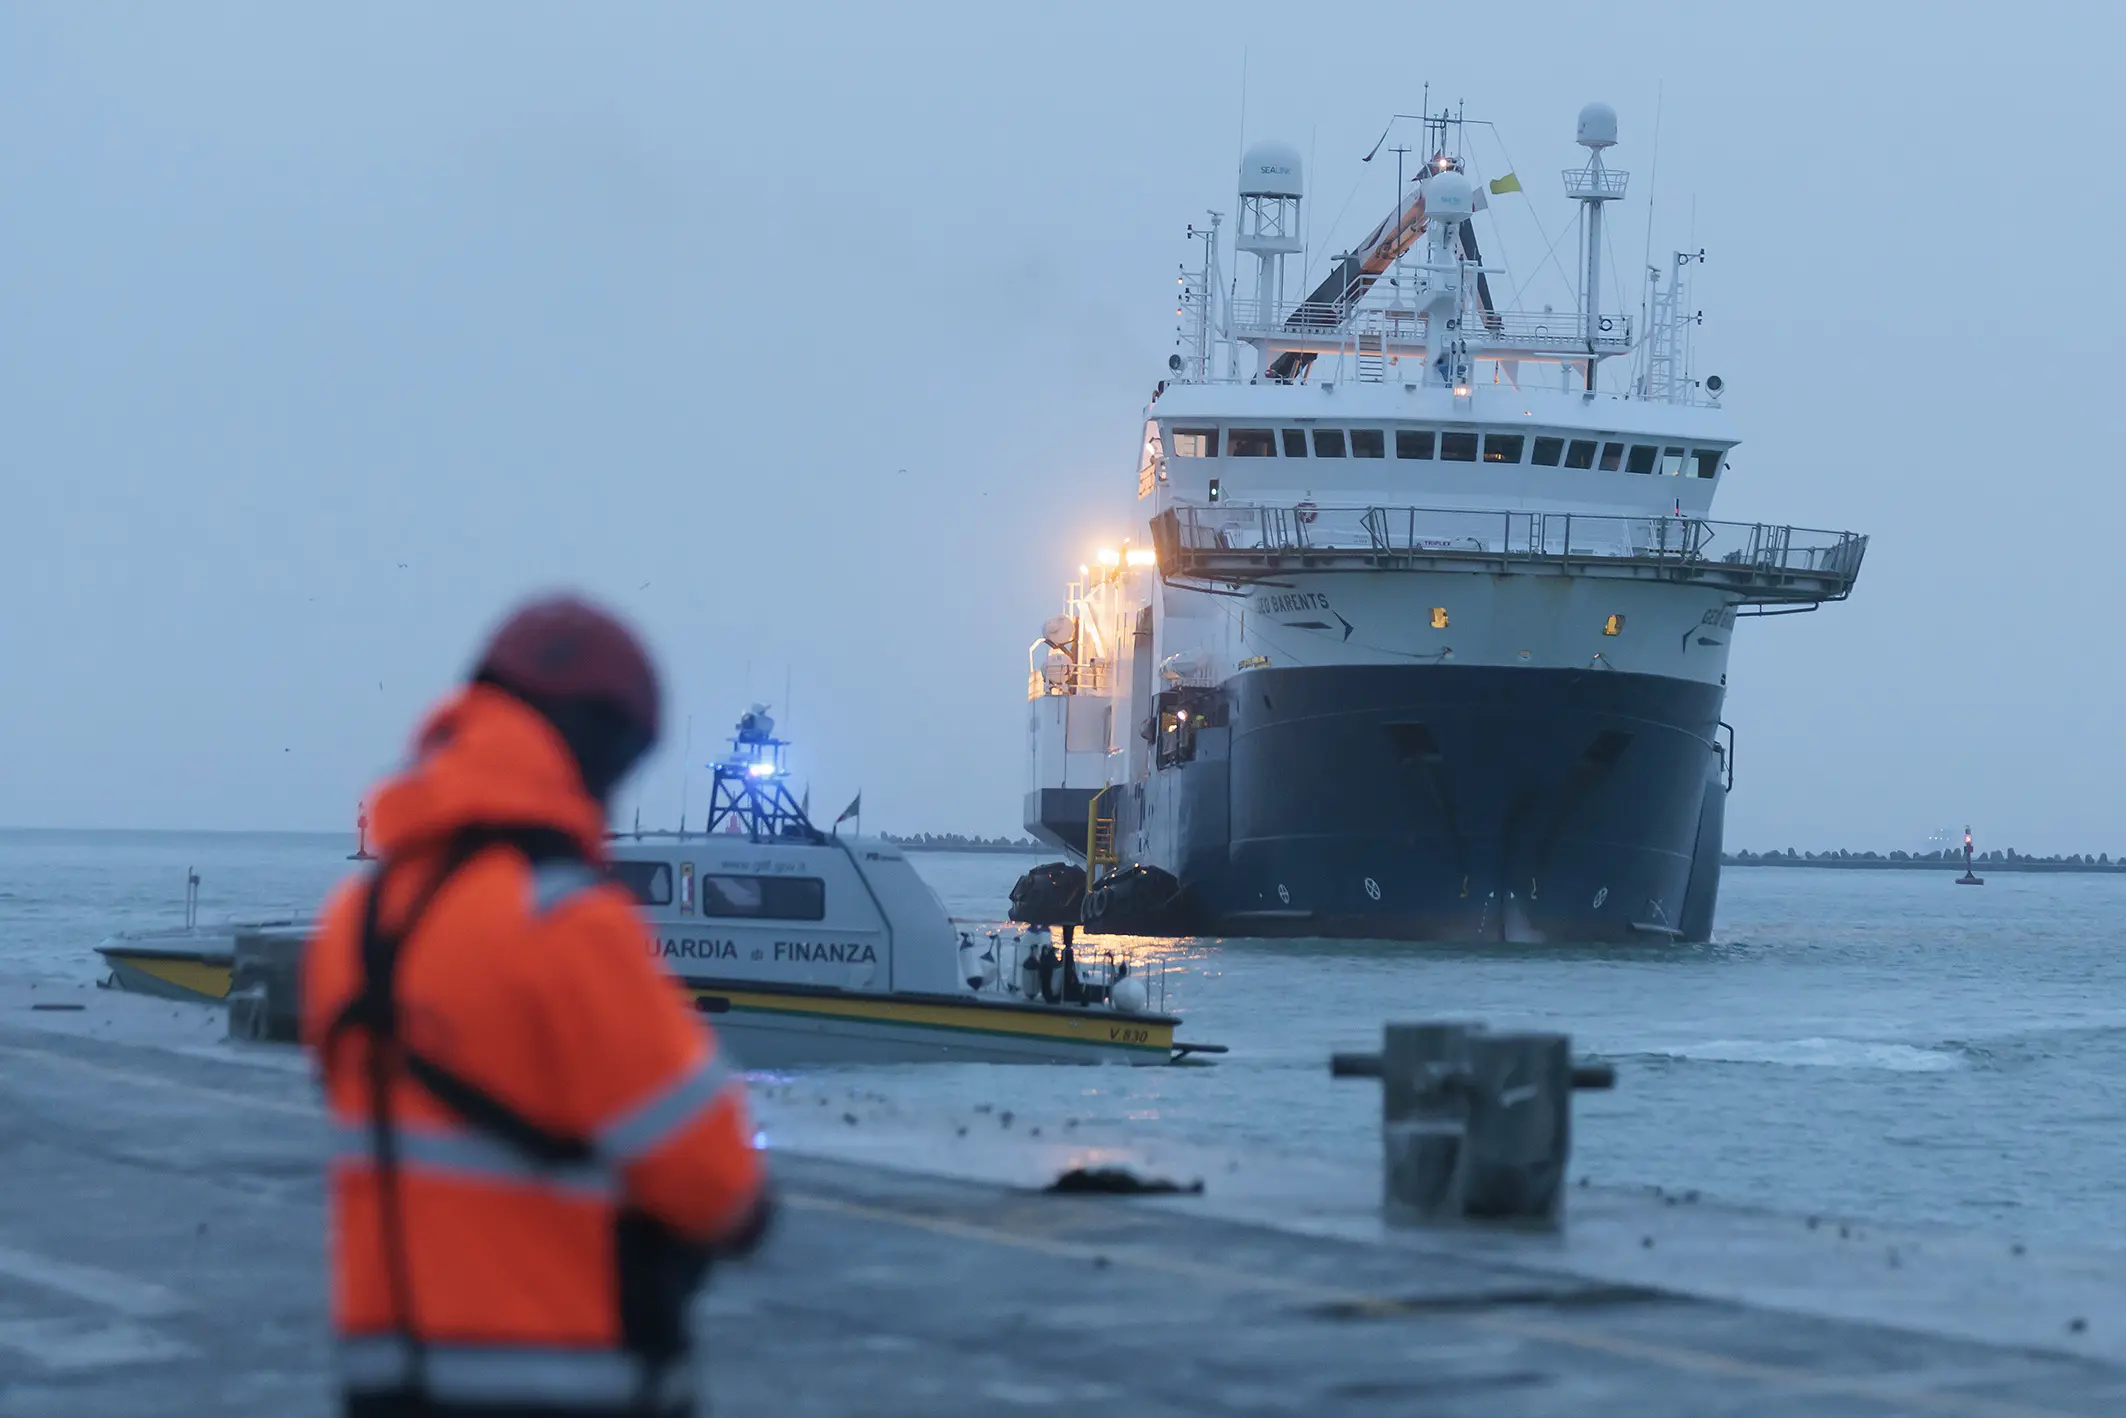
[98,708,1217,1067]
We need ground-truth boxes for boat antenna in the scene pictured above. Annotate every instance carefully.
[1641,82,1664,307]
[678,713,693,834]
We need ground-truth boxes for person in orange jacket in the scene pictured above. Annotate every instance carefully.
[303,595,770,1418]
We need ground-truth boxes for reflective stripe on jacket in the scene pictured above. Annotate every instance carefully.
[303,687,766,1416]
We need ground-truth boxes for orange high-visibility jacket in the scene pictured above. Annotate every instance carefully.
[303,687,765,1416]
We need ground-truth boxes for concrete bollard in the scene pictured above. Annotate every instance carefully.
[1333,1021,1614,1229]
[226,929,307,1044]
[1380,1022,1477,1227]
[1461,1031,1572,1223]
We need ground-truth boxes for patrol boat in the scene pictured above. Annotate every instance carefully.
[1015,101,1867,945]
[98,708,1209,1067]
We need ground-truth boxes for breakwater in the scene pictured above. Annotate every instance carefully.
[1727,849,2126,873]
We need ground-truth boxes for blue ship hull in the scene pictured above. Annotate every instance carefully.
[1167,665,1728,943]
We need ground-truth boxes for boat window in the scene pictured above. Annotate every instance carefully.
[608,860,673,907]
[1430,606,1449,629]
[1566,439,1598,469]
[1598,441,1625,471]
[700,873,827,922]
[1396,429,1435,459]
[1227,428,1275,457]
[1350,429,1385,458]
[1660,446,1688,477]
[1281,429,1308,458]
[1171,428,1215,458]
[1693,448,1723,478]
[1603,614,1625,636]
[1482,433,1525,464]
[1531,436,1564,467]
[1626,445,1658,474]
[1312,428,1346,458]
[1440,431,1478,461]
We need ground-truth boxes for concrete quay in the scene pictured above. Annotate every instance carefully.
[4,976,2126,1416]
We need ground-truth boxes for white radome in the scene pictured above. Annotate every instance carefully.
[1238,140,1304,199]
[1422,168,1475,221]
[1576,101,1619,150]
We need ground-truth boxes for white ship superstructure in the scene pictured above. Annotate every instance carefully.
[1015,104,1865,944]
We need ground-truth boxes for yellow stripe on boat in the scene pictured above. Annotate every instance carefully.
[107,954,233,1001]
[688,986,1174,1054]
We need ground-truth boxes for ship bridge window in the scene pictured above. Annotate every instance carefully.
[1626,444,1659,475]
[1598,441,1625,471]
[1227,428,1275,457]
[1440,430,1478,461]
[1660,446,1689,477]
[1693,448,1723,478]
[1171,428,1216,458]
[1566,439,1598,469]
[1312,428,1346,457]
[1532,436,1565,466]
[1482,433,1525,464]
[1281,429,1308,458]
[1396,429,1435,459]
[1350,429,1385,458]
[608,860,673,907]
[701,873,827,921]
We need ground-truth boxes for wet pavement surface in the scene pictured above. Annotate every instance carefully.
[4,980,2126,1416]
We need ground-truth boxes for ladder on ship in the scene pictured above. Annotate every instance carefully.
[1084,786,1119,889]
[1356,330,1386,381]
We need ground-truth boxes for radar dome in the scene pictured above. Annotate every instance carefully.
[1422,168,1475,220]
[1238,141,1304,198]
[1576,102,1619,149]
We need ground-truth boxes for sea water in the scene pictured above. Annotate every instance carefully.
[6,828,2123,1243]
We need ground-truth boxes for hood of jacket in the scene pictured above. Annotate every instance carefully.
[367,685,608,862]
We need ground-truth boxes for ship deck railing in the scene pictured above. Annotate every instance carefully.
[1027,655,1112,700]
[1149,502,1867,606]
[1225,297,1634,361]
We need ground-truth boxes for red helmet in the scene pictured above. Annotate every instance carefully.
[472,595,661,745]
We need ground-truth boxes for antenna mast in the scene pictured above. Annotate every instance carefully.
[1564,103,1628,392]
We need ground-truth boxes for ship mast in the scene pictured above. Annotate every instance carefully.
[1564,102,1628,392]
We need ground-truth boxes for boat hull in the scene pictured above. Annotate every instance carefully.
[681,981,1173,1067]
[92,951,1179,1066]
[1170,664,1727,943]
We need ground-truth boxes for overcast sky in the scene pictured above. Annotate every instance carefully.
[1,2,2118,854]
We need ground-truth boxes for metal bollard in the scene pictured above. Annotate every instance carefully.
[1333,1021,1615,1229]
[226,929,306,1043]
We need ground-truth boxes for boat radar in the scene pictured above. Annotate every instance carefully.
[704,704,823,843]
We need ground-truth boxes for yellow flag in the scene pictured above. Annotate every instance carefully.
[1488,172,1522,196]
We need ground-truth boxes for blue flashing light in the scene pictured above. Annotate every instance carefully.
[746,761,776,778]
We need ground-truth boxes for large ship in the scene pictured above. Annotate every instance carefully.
[1016,102,1867,944]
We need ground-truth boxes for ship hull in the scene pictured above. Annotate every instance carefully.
[1173,664,1726,943]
